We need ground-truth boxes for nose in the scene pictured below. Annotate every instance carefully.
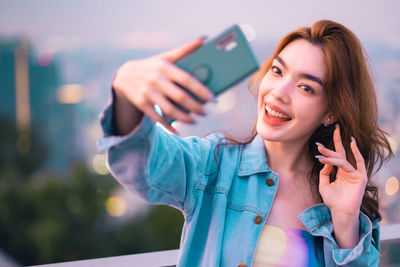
[271,78,291,104]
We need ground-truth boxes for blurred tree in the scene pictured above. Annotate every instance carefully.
[0,118,47,176]
[0,115,184,265]
[108,205,184,255]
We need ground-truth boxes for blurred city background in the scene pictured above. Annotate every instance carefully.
[0,0,399,266]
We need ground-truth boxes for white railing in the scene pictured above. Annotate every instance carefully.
[29,223,400,267]
[30,249,180,267]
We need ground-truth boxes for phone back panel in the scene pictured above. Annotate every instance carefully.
[161,25,259,124]
[175,25,259,96]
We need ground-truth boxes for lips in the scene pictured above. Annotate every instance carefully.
[264,103,292,121]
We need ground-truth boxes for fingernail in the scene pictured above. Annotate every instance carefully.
[189,117,197,124]
[351,136,356,144]
[315,142,325,148]
[207,93,218,103]
[335,123,339,130]
[198,35,208,41]
[199,110,207,116]
[315,155,327,159]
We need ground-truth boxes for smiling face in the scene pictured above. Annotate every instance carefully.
[256,39,331,144]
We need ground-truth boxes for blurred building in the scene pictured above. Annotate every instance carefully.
[0,38,77,171]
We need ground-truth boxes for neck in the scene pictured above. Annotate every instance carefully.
[264,139,312,178]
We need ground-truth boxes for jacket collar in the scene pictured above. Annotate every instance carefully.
[238,135,271,176]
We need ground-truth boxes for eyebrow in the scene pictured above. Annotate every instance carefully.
[275,55,324,86]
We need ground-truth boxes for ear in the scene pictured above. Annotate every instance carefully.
[322,113,336,127]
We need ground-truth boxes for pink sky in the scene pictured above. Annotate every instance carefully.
[0,0,399,52]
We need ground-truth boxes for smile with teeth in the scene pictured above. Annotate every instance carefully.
[265,105,291,120]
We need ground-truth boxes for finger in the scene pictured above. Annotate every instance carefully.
[316,142,342,159]
[162,62,215,103]
[141,104,178,134]
[319,164,333,187]
[316,156,355,173]
[149,89,196,124]
[350,137,367,174]
[333,124,346,157]
[160,37,206,63]
[155,76,205,115]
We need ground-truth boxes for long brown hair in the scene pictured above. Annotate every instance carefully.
[221,20,392,221]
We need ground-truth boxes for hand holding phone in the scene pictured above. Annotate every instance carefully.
[112,37,212,135]
[161,24,259,124]
[112,25,259,134]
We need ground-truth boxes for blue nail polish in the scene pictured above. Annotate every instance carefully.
[315,155,327,159]
[351,136,356,143]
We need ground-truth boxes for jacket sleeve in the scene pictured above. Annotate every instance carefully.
[331,214,380,266]
[97,96,215,214]
[298,203,380,266]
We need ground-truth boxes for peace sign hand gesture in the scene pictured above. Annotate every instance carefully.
[316,124,368,217]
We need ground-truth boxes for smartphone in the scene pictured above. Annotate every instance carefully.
[161,24,259,124]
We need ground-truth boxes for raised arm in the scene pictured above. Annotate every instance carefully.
[112,37,215,135]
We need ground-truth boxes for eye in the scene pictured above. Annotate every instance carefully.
[299,85,314,94]
[271,66,282,75]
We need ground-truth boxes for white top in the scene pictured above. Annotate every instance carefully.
[253,224,319,267]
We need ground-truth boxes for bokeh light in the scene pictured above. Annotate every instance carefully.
[37,51,54,67]
[385,176,399,196]
[56,84,85,104]
[253,225,311,266]
[88,122,103,142]
[105,196,127,217]
[214,91,236,113]
[239,24,257,42]
[92,154,109,175]
[386,134,399,154]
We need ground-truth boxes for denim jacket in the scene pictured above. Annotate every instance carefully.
[98,101,380,267]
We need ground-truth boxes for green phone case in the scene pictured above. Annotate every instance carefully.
[163,24,259,124]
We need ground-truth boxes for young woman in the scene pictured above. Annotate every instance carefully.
[99,20,392,266]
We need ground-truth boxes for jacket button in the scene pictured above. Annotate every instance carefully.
[266,178,274,186]
[254,215,263,224]
[238,264,246,267]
